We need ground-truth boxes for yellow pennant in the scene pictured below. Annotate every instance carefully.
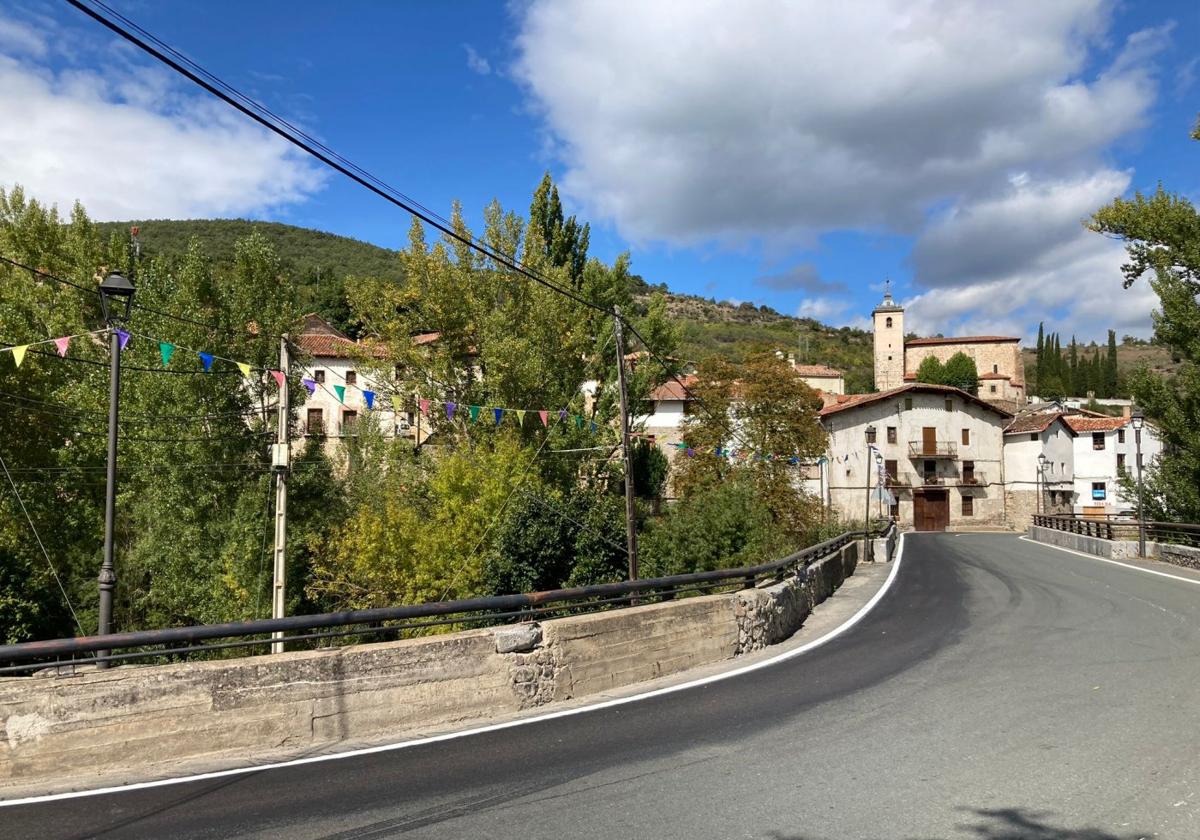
[515,409,527,426]
[391,394,403,413]
[237,362,252,378]
[10,345,27,367]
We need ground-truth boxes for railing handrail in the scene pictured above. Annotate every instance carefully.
[907,440,957,457]
[0,522,895,672]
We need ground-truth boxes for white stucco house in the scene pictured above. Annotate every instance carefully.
[1003,412,1077,528]
[1064,414,1163,516]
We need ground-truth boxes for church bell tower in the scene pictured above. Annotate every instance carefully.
[872,282,904,391]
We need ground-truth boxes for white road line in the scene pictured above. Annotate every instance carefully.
[0,536,907,807]
[1018,535,1200,587]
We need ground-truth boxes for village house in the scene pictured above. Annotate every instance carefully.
[1065,413,1163,517]
[1002,411,1077,528]
[819,383,1012,531]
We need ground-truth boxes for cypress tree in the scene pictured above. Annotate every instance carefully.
[1106,329,1119,398]
[1035,322,1045,392]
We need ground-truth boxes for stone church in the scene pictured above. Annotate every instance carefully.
[872,289,1025,407]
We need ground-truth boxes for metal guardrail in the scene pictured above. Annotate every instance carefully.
[1032,514,1200,547]
[907,441,957,458]
[0,523,894,676]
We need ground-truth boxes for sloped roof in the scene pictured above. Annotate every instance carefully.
[1005,412,1075,435]
[794,364,843,377]
[649,375,697,402]
[1064,416,1128,433]
[296,313,390,359]
[906,335,1021,346]
[818,382,1014,419]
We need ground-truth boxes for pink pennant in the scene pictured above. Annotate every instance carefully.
[419,399,430,416]
[53,336,70,357]
[270,370,285,388]
[538,410,549,428]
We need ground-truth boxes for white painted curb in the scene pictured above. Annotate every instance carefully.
[1018,534,1200,587]
[0,534,906,806]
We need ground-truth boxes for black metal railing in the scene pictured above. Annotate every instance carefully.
[0,523,894,676]
[1032,514,1200,547]
[907,440,957,458]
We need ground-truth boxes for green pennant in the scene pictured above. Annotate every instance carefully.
[469,405,481,422]
[159,342,175,367]
[574,415,583,429]
[333,385,346,404]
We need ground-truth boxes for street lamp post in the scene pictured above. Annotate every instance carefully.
[864,426,875,562]
[1037,452,1047,520]
[875,450,885,521]
[98,271,135,665]
[1132,406,1146,557]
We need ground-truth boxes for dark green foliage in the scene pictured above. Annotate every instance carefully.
[914,355,945,384]
[483,490,578,595]
[941,352,979,394]
[631,438,669,499]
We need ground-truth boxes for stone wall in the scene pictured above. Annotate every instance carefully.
[1157,543,1200,570]
[1027,524,1141,560]
[0,538,877,797]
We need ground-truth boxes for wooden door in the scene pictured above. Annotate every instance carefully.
[922,427,937,455]
[914,490,949,531]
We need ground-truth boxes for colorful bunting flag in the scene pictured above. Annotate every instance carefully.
[391,394,403,413]
[363,390,375,410]
[686,448,695,457]
[469,405,481,422]
[198,352,214,372]
[575,415,583,429]
[159,342,175,367]
[446,401,457,420]
[270,370,285,388]
[590,421,598,434]
[54,337,70,357]
[539,410,549,428]
[559,408,568,421]
[236,362,252,378]
[419,399,430,416]
[114,329,130,351]
[9,345,27,367]
[333,385,346,404]
[302,378,316,395]
[515,409,526,426]
[493,407,503,425]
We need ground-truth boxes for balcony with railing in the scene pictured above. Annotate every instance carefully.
[908,440,957,458]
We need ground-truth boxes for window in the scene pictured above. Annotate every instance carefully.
[961,428,970,446]
[962,460,975,483]
[345,370,357,386]
[394,364,405,380]
[1117,453,1126,473]
[890,501,900,519]
[885,316,893,328]
[1092,432,1106,451]
[865,426,877,444]
[342,409,358,433]
[962,494,974,516]
[314,370,325,384]
[1029,433,1038,441]
[887,426,897,444]
[992,364,998,374]
[1092,482,1106,501]
[885,459,898,486]
[887,355,893,361]
[904,397,913,411]
[989,385,997,394]
[944,398,953,411]
[1117,429,1125,444]
[306,407,324,435]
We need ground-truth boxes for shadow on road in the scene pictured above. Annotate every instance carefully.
[767,805,1151,840]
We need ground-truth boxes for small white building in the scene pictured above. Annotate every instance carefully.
[1065,415,1163,516]
[819,383,1012,530]
[1003,412,1077,528]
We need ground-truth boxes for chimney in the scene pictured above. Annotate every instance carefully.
[787,352,796,367]
[1122,404,1131,419]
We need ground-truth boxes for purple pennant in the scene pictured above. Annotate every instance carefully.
[686,448,695,458]
[301,378,317,395]
[198,351,214,372]
[559,408,568,421]
[363,390,375,410]
[114,329,130,351]
[446,401,457,420]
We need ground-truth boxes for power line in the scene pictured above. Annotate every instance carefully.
[0,392,273,424]
[0,450,84,635]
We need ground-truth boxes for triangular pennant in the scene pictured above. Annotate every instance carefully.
[574,415,583,429]
[333,385,346,404]
[363,390,375,410]
[493,407,503,425]
[469,405,481,422]
[301,378,316,395]
[54,337,70,357]
[236,362,252,378]
[516,409,526,426]
[539,410,549,427]
[446,401,457,420]
[159,342,175,367]
[686,448,695,457]
[114,329,130,351]
[270,370,285,388]
[419,399,430,416]
[391,394,403,413]
[10,345,28,367]
[198,352,214,372]
[590,421,598,434]
[559,408,568,421]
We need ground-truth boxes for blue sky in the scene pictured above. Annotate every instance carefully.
[1,1,1196,343]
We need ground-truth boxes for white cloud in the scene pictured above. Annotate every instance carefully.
[0,13,325,220]
[464,44,491,76]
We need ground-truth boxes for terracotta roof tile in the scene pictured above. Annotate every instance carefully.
[818,382,1014,418]
[793,364,843,377]
[1064,416,1128,432]
[905,335,1021,346]
[648,375,697,402]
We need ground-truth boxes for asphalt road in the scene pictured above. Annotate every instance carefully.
[8,533,1200,839]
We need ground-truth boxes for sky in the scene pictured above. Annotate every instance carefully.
[0,1,1197,344]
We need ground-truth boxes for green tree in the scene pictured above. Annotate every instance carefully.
[914,355,945,384]
[1088,118,1200,520]
[941,352,979,394]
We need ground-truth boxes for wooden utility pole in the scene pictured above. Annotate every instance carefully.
[271,334,290,653]
[612,307,639,581]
